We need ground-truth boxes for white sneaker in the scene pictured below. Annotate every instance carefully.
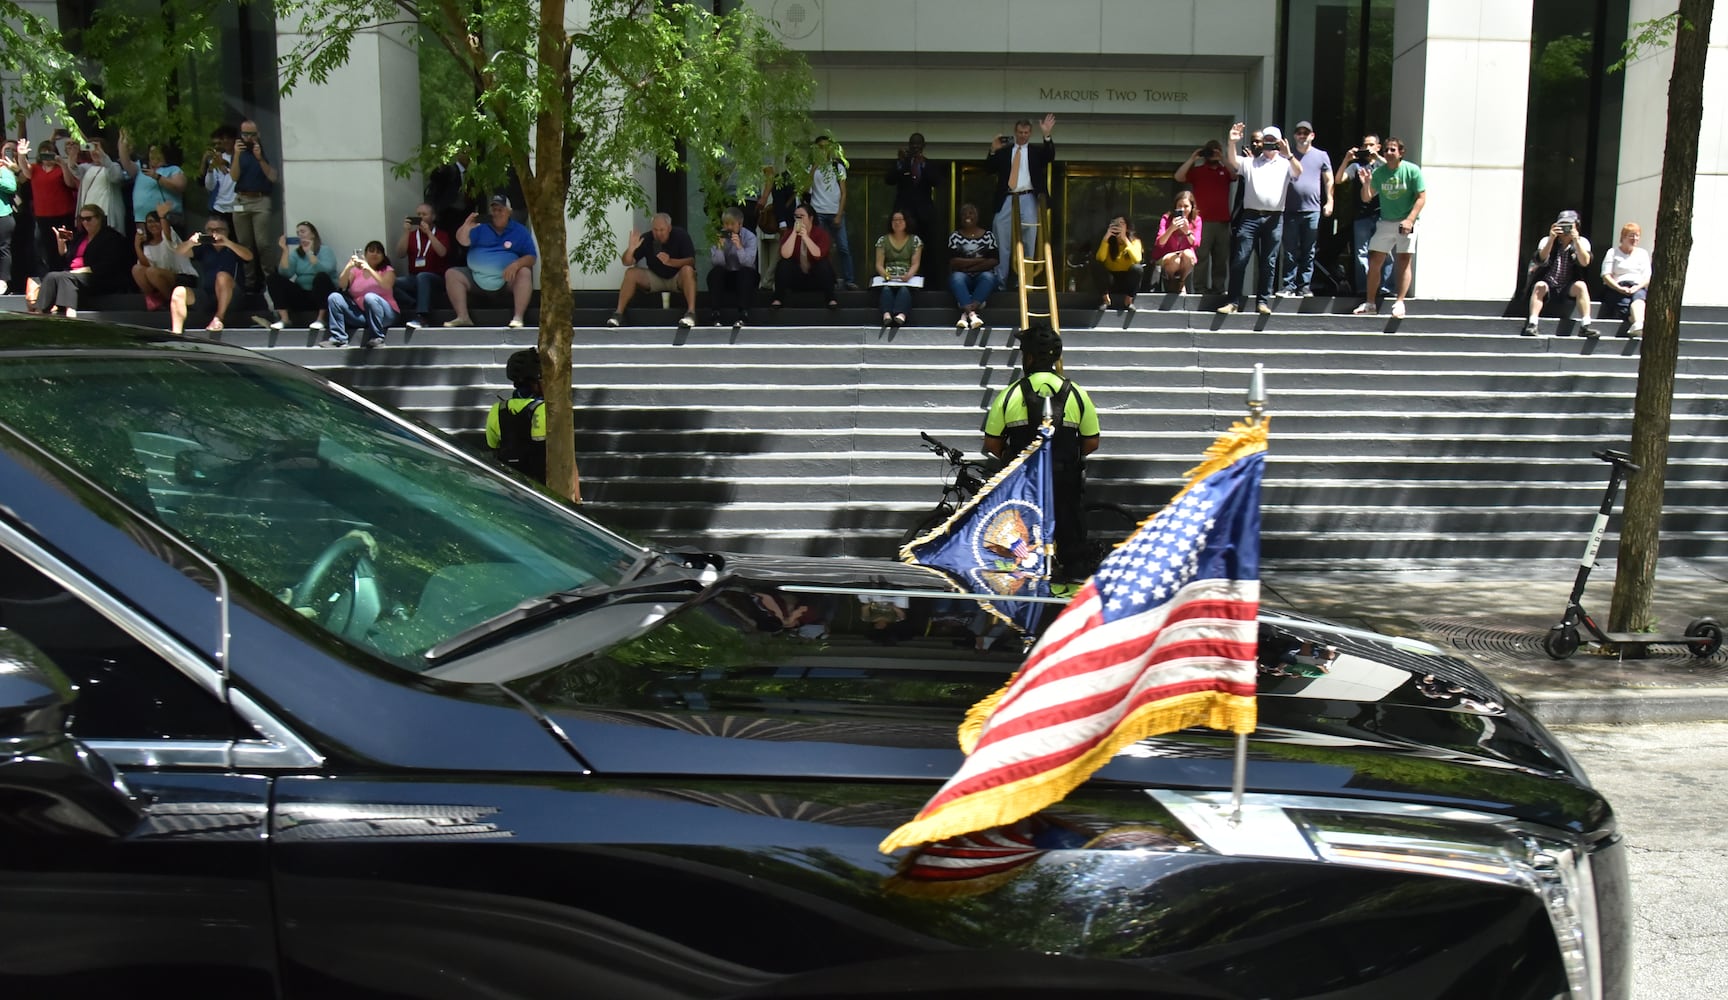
[969,312,985,331]
[957,315,969,331]
[1628,322,1644,337]
[1352,302,1377,316]
[406,318,424,330]
[308,320,325,332]
[507,317,525,329]
[268,319,285,332]
[1390,301,1405,319]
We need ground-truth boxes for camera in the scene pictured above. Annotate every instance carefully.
[1558,221,1575,234]
[998,135,1011,145]
[1260,140,1281,153]
[405,215,419,225]
[1355,148,1374,164]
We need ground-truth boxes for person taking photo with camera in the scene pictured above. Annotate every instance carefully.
[1335,135,1392,298]
[1218,122,1301,316]
[1521,209,1594,337]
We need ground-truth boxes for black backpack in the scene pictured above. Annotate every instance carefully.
[495,398,546,482]
[1002,377,1084,472]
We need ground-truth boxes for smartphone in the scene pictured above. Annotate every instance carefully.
[405,215,419,225]
[286,236,300,246]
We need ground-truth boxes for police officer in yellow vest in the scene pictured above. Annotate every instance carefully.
[486,347,548,482]
[982,324,1101,575]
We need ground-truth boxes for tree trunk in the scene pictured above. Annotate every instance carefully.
[525,0,580,504]
[1610,0,1713,632]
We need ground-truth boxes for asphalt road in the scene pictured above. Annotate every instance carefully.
[1555,722,1728,1000]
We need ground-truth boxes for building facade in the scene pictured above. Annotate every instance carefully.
[14,0,1717,303]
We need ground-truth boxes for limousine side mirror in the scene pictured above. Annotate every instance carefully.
[0,628,142,839]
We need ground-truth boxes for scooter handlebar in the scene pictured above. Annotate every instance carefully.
[1592,448,1640,474]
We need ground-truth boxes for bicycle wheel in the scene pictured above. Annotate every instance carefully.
[899,506,955,549]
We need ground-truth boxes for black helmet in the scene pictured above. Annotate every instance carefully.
[1014,324,1063,358]
[505,348,541,387]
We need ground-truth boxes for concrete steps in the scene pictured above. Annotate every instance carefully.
[22,292,1726,569]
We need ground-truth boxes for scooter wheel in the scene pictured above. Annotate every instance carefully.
[1543,625,1581,660]
[1683,618,1723,658]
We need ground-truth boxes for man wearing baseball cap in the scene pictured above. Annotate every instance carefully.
[445,194,537,328]
[1279,120,1334,297]
[1219,122,1302,316]
[1521,209,1594,337]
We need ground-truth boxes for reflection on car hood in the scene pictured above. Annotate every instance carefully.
[511,553,1598,828]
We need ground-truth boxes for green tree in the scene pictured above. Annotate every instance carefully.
[275,0,816,503]
[1609,1,1713,634]
[0,0,235,156]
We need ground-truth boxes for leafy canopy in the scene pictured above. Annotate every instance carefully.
[277,0,816,270]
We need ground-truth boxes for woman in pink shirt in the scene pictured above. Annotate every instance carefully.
[321,241,400,348]
[1152,190,1202,292]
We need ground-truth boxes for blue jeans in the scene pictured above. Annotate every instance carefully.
[879,284,911,314]
[391,270,441,318]
[814,212,853,288]
[1227,211,1281,304]
[992,192,1040,283]
[325,291,400,344]
[1353,213,1394,295]
[1281,209,1320,291]
[949,269,1000,307]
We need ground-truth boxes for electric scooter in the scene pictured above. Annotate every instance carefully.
[1542,448,1723,659]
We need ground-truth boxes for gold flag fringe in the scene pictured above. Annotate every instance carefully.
[879,691,1257,853]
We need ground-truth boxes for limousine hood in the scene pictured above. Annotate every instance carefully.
[506,554,1605,833]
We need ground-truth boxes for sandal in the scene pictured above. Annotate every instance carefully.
[205,318,225,333]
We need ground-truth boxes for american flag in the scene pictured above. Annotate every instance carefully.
[880,423,1265,853]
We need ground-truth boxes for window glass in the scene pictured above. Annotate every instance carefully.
[0,353,643,671]
[0,547,237,741]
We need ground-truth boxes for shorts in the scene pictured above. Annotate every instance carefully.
[450,265,504,294]
[1367,218,1417,256]
[1603,282,1647,318]
[635,268,684,293]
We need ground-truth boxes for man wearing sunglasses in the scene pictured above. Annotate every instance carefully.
[228,120,278,295]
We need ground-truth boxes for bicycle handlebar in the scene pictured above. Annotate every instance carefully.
[919,431,966,464]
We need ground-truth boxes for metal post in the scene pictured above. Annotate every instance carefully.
[1231,363,1267,826]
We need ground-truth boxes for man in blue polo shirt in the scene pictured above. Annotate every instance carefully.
[444,195,537,328]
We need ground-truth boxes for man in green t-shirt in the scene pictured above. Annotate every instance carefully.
[1351,136,1426,320]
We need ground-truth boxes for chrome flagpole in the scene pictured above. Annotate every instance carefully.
[1230,363,1266,827]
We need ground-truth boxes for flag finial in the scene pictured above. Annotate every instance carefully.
[1247,363,1267,425]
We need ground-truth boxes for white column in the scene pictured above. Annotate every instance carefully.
[1615,0,1728,305]
[275,19,421,268]
[1391,0,1533,300]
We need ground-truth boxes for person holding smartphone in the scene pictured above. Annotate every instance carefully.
[20,139,75,275]
[1522,209,1594,337]
[393,203,451,329]
[1092,215,1144,312]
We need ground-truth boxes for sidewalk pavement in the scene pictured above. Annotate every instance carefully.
[1261,560,1728,726]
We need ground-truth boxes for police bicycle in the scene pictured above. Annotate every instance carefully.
[899,432,1141,572]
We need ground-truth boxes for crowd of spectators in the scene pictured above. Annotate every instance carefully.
[0,116,1657,340]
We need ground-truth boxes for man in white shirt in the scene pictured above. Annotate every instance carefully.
[986,114,1056,285]
[1219,122,1301,315]
[808,135,854,291]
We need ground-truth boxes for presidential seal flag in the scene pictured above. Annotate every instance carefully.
[880,418,1266,853]
[899,425,1054,636]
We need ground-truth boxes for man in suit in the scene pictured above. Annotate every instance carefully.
[888,132,942,273]
[985,114,1056,285]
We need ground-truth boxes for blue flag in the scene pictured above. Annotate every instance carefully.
[900,427,1055,636]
